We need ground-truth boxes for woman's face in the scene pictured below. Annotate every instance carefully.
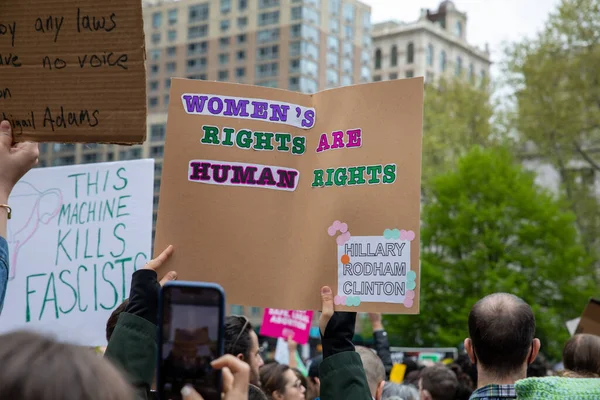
[281,369,306,400]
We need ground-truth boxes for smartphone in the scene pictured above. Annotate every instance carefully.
[157,282,225,400]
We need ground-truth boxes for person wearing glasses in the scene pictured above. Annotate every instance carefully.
[225,315,265,387]
[260,363,307,400]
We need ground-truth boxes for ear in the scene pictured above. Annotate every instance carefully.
[464,338,476,364]
[273,391,285,400]
[315,377,320,387]
[528,338,541,365]
[236,353,245,362]
[422,389,433,400]
[376,380,385,400]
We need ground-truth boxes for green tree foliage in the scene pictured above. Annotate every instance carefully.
[505,0,600,255]
[385,147,595,360]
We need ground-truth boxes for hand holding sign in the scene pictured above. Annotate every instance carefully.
[0,121,38,199]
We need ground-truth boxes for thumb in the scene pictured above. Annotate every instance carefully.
[159,271,177,286]
[319,286,334,335]
[181,385,204,400]
[0,121,13,148]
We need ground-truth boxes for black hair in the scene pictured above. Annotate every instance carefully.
[420,365,458,400]
[106,299,129,342]
[224,315,253,361]
[468,293,535,377]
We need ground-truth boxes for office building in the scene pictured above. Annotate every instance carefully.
[372,0,490,83]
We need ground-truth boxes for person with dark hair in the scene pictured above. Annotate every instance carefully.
[526,353,549,378]
[464,293,540,400]
[455,354,477,389]
[355,346,386,400]
[249,384,268,400]
[225,315,264,386]
[292,368,308,398]
[106,299,129,342]
[403,369,421,388]
[449,363,474,400]
[0,331,133,400]
[306,356,322,400]
[419,365,458,400]
[0,120,39,315]
[260,363,306,400]
[562,334,600,378]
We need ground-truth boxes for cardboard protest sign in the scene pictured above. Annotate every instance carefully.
[575,299,600,336]
[155,79,423,314]
[0,1,146,143]
[260,308,314,345]
[0,160,154,345]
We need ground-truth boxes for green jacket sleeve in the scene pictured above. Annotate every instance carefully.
[105,312,157,400]
[319,351,372,400]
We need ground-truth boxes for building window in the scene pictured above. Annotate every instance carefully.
[150,124,166,141]
[362,11,371,32]
[440,50,447,71]
[375,48,382,69]
[219,53,230,65]
[188,25,208,39]
[53,156,75,166]
[220,37,230,49]
[237,16,248,28]
[106,153,114,162]
[189,4,209,23]
[168,29,177,42]
[455,56,462,76]
[238,0,248,11]
[330,0,340,14]
[218,70,229,81]
[237,34,247,44]
[290,59,300,73]
[221,20,231,31]
[360,65,370,82]
[330,18,340,34]
[165,79,171,89]
[258,45,279,61]
[427,44,434,66]
[164,95,169,106]
[257,28,280,43]
[236,67,246,78]
[259,0,280,8]
[390,45,398,67]
[289,76,300,91]
[456,21,463,37]
[188,41,208,55]
[327,36,339,52]
[231,305,244,315]
[149,97,159,108]
[187,57,207,72]
[152,12,162,29]
[407,42,414,64]
[343,3,354,22]
[258,11,280,26]
[373,75,381,82]
[343,42,352,56]
[236,50,246,61]
[326,69,339,86]
[256,79,278,88]
[221,0,232,13]
[304,7,320,25]
[149,80,159,91]
[166,46,176,57]
[389,72,398,80]
[342,58,353,74]
[256,62,279,78]
[168,9,178,25]
[299,77,318,93]
[291,6,302,21]
[150,49,160,61]
[469,63,475,82]
[150,65,159,75]
[250,307,261,317]
[326,52,338,68]
[188,73,207,80]
[406,70,414,78]
[83,153,98,164]
[151,146,164,157]
[480,70,486,84]
[151,33,161,44]
[344,25,353,40]
[53,143,75,153]
[341,75,353,86]
[166,62,176,72]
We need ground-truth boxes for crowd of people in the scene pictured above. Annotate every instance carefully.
[0,118,599,400]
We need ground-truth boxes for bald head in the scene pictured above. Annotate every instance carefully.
[356,346,385,396]
[468,293,536,377]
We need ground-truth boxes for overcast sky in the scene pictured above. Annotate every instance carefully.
[361,0,561,71]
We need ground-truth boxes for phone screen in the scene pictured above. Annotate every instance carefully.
[158,284,224,400]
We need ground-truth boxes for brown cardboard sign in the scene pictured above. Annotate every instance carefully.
[155,79,424,314]
[0,0,146,143]
[576,299,600,336]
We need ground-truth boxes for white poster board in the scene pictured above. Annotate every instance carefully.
[0,159,154,346]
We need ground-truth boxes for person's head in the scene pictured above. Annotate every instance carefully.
[403,370,422,388]
[225,316,264,386]
[449,364,474,400]
[292,369,307,398]
[306,356,322,400]
[0,331,132,400]
[106,299,129,342]
[419,365,458,400]
[382,382,419,400]
[526,352,549,377]
[465,293,540,382]
[249,383,268,400]
[356,346,386,400]
[562,334,600,377]
[260,363,306,400]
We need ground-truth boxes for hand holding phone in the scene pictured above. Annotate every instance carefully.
[158,282,226,400]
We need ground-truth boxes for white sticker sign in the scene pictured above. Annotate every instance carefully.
[337,236,413,304]
[0,159,154,346]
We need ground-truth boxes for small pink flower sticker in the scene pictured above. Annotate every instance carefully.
[336,231,351,245]
[334,295,347,306]
[403,289,415,308]
[400,230,416,241]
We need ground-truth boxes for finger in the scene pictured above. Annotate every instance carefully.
[319,286,334,335]
[221,366,234,394]
[181,385,203,400]
[211,355,250,394]
[0,121,13,148]
[13,142,40,167]
[159,271,178,286]
[144,245,174,272]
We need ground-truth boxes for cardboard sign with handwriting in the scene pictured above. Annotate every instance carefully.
[0,0,146,143]
[155,79,423,314]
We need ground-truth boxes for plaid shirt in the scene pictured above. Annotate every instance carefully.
[469,384,516,400]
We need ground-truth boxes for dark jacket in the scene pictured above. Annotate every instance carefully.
[373,330,393,379]
[319,312,371,400]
